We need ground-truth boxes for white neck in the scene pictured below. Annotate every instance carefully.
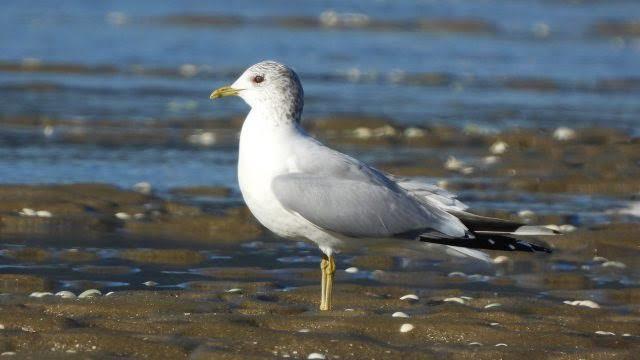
[243,106,302,133]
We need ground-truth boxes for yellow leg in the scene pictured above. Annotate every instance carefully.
[320,256,328,310]
[319,255,336,311]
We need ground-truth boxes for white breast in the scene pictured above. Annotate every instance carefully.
[237,112,305,238]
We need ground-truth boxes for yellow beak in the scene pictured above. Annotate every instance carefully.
[210,85,239,100]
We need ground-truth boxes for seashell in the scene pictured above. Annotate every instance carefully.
[490,141,508,155]
[345,267,359,274]
[29,292,53,298]
[399,294,419,301]
[602,261,626,269]
[443,297,466,304]
[55,291,76,299]
[400,323,414,333]
[484,303,502,309]
[553,127,576,141]
[595,331,615,336]
[78,289,102,298]
[563,300,600,309]
[392,312,409,318]
[115,212,131,220]
[35,210,52,218]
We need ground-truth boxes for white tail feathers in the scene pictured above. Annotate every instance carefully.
[445,246,492,263]
[514,225,561,236]
[475,225,561,236]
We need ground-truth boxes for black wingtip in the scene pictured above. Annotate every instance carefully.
[419,234,553,254]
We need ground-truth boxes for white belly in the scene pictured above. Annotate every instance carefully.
[238,167,299,238]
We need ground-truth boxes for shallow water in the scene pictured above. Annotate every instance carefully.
[1,0,640,193]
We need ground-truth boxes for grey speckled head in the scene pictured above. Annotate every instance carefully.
[230,61,304,123]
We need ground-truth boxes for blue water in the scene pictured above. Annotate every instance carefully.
[1,0,639,125]
[0,0,638,217]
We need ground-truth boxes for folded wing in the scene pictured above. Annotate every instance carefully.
[271,174,469,240]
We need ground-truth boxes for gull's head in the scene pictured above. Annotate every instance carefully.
[210,60,304,122]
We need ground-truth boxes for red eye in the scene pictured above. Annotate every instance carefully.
[253,75,264,84]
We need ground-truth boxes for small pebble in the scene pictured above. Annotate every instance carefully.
[78,289,102,299]
[345,267,359,274]
[115,212,131,220]
[399,323,414,333]
[105,292,115,296]
[29,292,53,298]
[489,141,508,155]
[188,131,217,146]
[460,166,474,175]
[553,127,576,141]
[595,331,615,336]
[0,324,4,330]
[490,322,500,326]
[298,329,310,333]
[143,281,158,287]
[622,333,631,337]
[352,127,373,139]
[404,127,425,138]
[19,208,52,217]
[467,274,490,282]
[133,182,152,195]
[443,297,465,304]
[592,256,608,263]
[307,353,325,359]
[392,312,409,318]
[495,343,508,347]
[448,271,466,277]
[226,288,243,294]
[35,210,52,218]
[444,156,464,171]
[563,300,600,309]
[483,155,499,165]
[484,303,502,309]
[399,294,419,301]
[19,208,36,216]
[602,261,626,269]
[374,125,397,137]
[55,291,76,299]
[468,342,482,346]
[493,255,510,264]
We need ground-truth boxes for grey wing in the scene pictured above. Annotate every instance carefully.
[271,173,469,239]
[389,175,469,212]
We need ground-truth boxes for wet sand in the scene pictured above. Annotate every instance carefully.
[1,123,639,358]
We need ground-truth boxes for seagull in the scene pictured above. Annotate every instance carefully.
[210,61,558,311]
